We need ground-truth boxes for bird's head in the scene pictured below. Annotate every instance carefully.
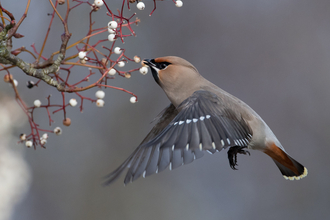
[143,56,202,106]
[143,56,200,86]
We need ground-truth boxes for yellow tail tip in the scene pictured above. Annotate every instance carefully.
[283,167,308,180]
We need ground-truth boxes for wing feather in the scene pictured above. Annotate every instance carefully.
[158,147,171,172]
[145,143,161,176]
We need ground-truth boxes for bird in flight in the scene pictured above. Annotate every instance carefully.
[105,56,308,185]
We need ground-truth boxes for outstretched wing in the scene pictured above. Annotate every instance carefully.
[104,104,178,185]
[104,90,253,185]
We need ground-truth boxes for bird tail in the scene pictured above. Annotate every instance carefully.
[263,142,308,180]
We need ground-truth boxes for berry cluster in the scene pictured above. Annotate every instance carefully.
[0,0,183,149]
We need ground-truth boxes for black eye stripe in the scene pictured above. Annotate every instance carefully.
[155,61,171,70]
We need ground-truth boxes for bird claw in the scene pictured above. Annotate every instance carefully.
[227,146,250,170]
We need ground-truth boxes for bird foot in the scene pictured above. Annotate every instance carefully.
[227,146,250,170]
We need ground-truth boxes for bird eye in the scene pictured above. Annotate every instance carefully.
[157,62,171,70]
[160,63,167,69]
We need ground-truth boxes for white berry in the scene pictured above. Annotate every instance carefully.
[108,28,116,34]
[108,68,116,75]
[25,140,33,148]
[139,66,148,75]
[20,134,26,141]
[108,21,118,29]
[125,73,131,78]
[95,90,105,99]
[96,99,105,107]
[69,98,78,107]
[42,133,49,140]
[114,47,122,54]
[78,51,87,59]
[117,61,125,67]
[54,127,62,135]
[108,34,116,42]
[34,100,41,108]
[13,79,18,87]
[137,2,145,10]
[40,139,47,145]
[175,0,183,7]
[94,0,104,7]
[134,55,141,63]
[130,96,137,103]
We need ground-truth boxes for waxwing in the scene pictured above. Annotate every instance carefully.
[105,56,308,185]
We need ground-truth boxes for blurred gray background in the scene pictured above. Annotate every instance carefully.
[1,0,330,219]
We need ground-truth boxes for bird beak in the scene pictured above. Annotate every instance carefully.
[143,59,156,68]
[143,59,161,85]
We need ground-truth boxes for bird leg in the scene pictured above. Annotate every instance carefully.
[227,146,250,170]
